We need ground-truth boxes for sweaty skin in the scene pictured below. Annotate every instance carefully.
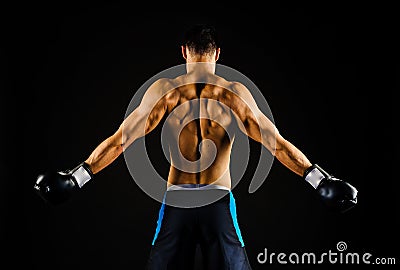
[84,50,312,189]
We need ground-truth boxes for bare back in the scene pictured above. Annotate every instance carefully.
[117,66,280,189]
[163,74,240,189]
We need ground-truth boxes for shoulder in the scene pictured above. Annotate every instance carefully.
[137,78,179,110]
[148,78,175,94]
[221,80,253,103]
[142,78,179,100]
[223,81,261,115]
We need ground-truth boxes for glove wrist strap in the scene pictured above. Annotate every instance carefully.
[304,164,327,189]
[71,162,93,188]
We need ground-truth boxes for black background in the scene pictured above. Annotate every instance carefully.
[2,2,396,269]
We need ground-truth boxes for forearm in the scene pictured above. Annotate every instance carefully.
[83,103,162,174]
[274,137,312,177]
[85,131,123,174]
[244,115,312,176]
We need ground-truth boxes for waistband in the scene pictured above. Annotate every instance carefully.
[163,184,231,208]
[167,183,231,192]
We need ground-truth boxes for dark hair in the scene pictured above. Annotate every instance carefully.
[183,24,219,55]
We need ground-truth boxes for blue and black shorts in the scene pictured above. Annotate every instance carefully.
[146,184,252,270]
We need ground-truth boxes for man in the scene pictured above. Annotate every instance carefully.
[34,24,358,269]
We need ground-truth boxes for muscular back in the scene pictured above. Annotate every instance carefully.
[120,68,277,189]
[165,81,236,188]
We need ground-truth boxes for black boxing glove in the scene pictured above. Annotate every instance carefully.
[34,162,93,205]
[303,164,358,213]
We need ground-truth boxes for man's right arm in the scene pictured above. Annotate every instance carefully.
[85,78,178,174]
[34,78,178,204]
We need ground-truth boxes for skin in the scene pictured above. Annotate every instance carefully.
[84,46,312,189]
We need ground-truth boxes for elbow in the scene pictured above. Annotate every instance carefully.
[116,144,124,155]
[111,128,124,152]
[268,134,285,157]
[265,138,279,156]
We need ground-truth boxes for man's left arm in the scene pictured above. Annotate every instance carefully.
[229,82,358,213]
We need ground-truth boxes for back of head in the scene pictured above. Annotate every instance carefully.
[183,24,219,56]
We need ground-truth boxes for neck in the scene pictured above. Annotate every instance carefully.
[185,61,216,75]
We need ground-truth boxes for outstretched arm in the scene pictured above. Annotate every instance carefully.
[34,78,179,204]
[271,135,312,177]
[229,82,312,176]
[229,82,357,213]
[85,78,178,174]
[84,128,123,174]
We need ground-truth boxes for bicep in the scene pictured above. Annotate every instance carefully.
[229,82,278,153]
[243,109,278,154]
[121,79,175,148]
